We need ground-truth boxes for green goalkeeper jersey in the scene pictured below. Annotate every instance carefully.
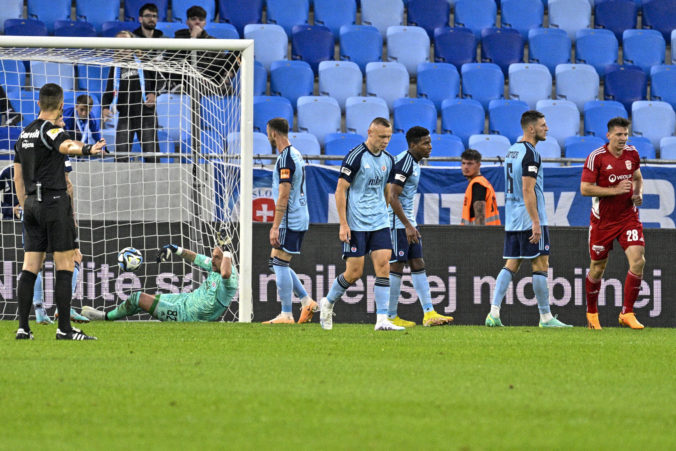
[182,254,239,321]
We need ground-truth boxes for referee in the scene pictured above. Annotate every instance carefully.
[14,83,106,340]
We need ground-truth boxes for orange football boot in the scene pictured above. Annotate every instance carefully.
[262,314,295,324]
[618,312,645,329]
[297,299,318,324]
[586,312,602,330]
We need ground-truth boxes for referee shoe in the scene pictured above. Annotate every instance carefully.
[16,328,34,340]
[56,327,97,340]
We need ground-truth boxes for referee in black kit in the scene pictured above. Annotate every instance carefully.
[14,83,106,340]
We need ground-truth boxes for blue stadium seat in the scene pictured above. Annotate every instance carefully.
[574,29,618,76]
[480,28,524,76]
[17,89,40,126]
[393,98,437,134]
[622,29,665,74]
[204,23,239,39]
[225,132,272,156]
[125,0,169,21]
[659,136,676,159]
[77,64,108,98]
[563,135,606,161]
[30,62,75,91]
[76,0,121,33]
[673,30,676,64]
[651,65,676,110]
[291,25,334,74]
[537,136,563,166]
[199,95,240,133]
[632,100,676,150]
[339,25,383,72]
[406,0,450,38]
[365,62,410,110]
[0,126,22,156]
[461,63,504,110]
[488,99,529,143]
[4,19,48,37]
[266,0,309,36]
[324,132,366,165]
[604,64,647,112]
[253,61,267,96]
[641,0,676,42]
[501,0,544,39]
[508,63,552,109]
[417,62,459,111]
[583,100,628,138]
[548,0,591,41]
[433,27,477,70]
[536,99,580,147]
[297,96,341,145]
[555,63,599,112]
[441,98,485,147]
[594,0,637,41]
[0,60,26,96]
[253,96,294,132]
[454,0,497,39]
[345,96,390,137]
[313,0,356,40]
[244,24,288,72]
[386,26,430,76]
[318,61,363,111]
[156,93,190,143]
[170,0,216,23]
[361,0,404,38]
[288,131,321,159]
[386,132,409,154]
[468,134,511,162]
[427,133,464,166]
[101,21,139,37]
[270,60,314,112]
[528,28,571,75]
[0,0,23,34]
[27,0,71,34]
[627,136,656,159]
[54,20,97,37]
[217,0,263,35]
[155,21,183,37]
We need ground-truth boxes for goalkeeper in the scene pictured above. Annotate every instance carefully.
[81,245,237,322]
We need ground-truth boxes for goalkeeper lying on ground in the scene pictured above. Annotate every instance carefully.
[81,245,238,322]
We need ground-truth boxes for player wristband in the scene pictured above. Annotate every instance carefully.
[223,251,232,259]
[174,246,183,256]
[82,144,92,156]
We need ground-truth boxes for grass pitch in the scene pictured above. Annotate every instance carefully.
[2,322,675,450]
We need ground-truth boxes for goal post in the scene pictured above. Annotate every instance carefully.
[0,35,253,322]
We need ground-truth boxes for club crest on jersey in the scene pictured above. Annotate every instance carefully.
[381,165,386,172]
[625,161,632,170]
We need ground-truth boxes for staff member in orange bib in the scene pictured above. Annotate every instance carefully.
[461,148,500,226]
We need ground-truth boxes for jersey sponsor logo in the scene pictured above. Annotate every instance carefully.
[608,173,632,183]
[367,175,383,186]
[394,173,407,183]
[625,161,632,170]
[341,167,351,176]
[280,168,291,179]
[252,187,275,222]
[20,130,40,139]
[592,245,605,255]
[21,142,34,148]
[46,128,64,139]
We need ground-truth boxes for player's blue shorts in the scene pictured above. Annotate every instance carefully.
[342,227,392,259]
[390,227,424,263]
[503,226,550,259]
[276,228,306,255]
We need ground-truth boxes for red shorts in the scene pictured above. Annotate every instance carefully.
[588,217,644,261]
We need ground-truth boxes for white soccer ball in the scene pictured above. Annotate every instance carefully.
[118,247,143,271]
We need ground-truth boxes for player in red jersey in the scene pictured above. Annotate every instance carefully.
[580,117,645,330]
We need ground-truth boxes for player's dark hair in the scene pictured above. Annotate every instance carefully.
[187,5,207,20]
[267,117,289,135]
[607,117,631,131]
[461,148,482,162]
[76,94,93,108]
[370,117,391,128]
[406,126,430,146]
[139,3,158,16]
[520,110,545,129]
[39,83,63,111]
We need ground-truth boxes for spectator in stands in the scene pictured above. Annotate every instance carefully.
[460,149,501,226]
[62,94,101,145]
[0,163,19,219]
[0,85,21,127]
[133,3,164,39]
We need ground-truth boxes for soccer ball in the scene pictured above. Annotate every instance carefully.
[118,247,143,271]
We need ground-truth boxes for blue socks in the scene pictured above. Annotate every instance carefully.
[411,270,434,313]
[388,272,402,318]
[532,271,551,315]
[72,261,80,294]
[32,270,44,305]
[492,268,514,308]
[374,277,390,315]
[272,257,293,314]
[327,274,351,304]
[289,268,308,299]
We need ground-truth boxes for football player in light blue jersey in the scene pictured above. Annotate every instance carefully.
[320,117,402,331]
[263,118,317,324]
[486,111,571,328]
[387,127,455,327]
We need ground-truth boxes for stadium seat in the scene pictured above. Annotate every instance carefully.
[650,65,676,110]
[574,29,618,76]
[555,64,599,112]
[27,0,71,34]
[77,64,109,99]
[54,20,97,37]
[386,132,409,154]
[0,0,23,34]
[488,99,529,143]
[386,26,430,76]
[480,28,524,76]
[345,96,390,138]
[324,132,365,165]
[76,0,121,33]
[265,0,309,36]
[4,19,48,37]
[500,0,544,39]
[461,63,504,110]
[170,0,216,23]
[427,133,464,166]
[622,29,665,74]
[641,0,676,42]
[297,96,341,145]
[291,25,334,74]
[270,60,314,111]
[393,98,437,134]
[217,0,263,35]
[361,0,404,38]
[155,21,183,37]
[318,61,363,111]
[416,62,460,111]
[433,27,477,70]
[0,126,22,155]
[548,0,591,41]
[468,134,511,163]
[101,21,139,38]
[254,61,267,96]
[156,93,190,143]
[441,98,485,147]
[199,95,239,133]
[673,30,676,64]
[253,95,294,132]
[0,60,26,96]
[508,63,552,110]
[339,25,383,72]
[536,99,580,147]
[631,101,676,150]
[17,89,40,126]
[594,0,637,41]
[528,28,571,75]
[313,0,356,40]
[204,23,239,39]
[30,62,75,91]
[406,0,450,38]
[583,100,628,138]
[226,131,272,155]
[604,64,647,112]
[563,135,606,161]
[365,62,410,110]
[659,136,676,160]
[244,24,288,72]
[537,136,563,167]
[627,136,656,159]
[125,0,169,21]
[288,132,321,158]
[453,0,497,38]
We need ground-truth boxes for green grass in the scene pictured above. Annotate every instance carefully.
[1,322,675,450]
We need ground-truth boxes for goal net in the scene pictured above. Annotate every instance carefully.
[0,35,253,322]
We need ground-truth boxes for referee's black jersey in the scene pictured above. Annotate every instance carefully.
[13,119,71,194]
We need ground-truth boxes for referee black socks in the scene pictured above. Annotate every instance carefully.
[55,270,74,333]
[17,270,37,332]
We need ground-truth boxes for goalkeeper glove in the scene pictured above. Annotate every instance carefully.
[156,244,182,263]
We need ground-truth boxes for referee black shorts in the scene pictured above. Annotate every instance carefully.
[23,192,77,253]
